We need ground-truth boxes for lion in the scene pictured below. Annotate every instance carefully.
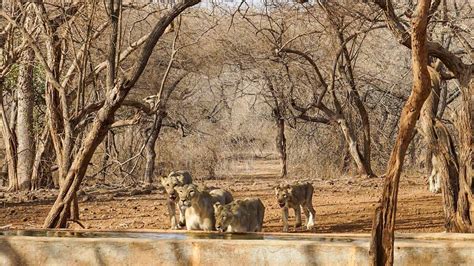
[214,198,265,233]
[160,170,192,229]
[209,188,234,205]
[175,184,217,231]
[274,182,316,232]
[177,187,233,227]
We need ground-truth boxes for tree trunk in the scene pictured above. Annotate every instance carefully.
[369,1,431,265]
[432,120,460,231]
[335,29,374,178]
[275,115,287,178]
[423,147,433,178]
[43,33,68,187]
[418,66,462,230]
[419,67,442,193]
[143,72,184,183]
[16,47,35,191]
[0,81,18,191]
[341,144,352,173]
[338,118,371,177]
[454,72,473,231]
[144,112,165,184]
[71,193,79,221]
[31,126,52,190]
[100,131,112,182]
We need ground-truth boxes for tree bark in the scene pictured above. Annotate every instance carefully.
[419,67,462,230]
[419,67,442,193]
[432,120,460,231]
[144,111,165,184]
[0,81,18,191]
[338,118,371,177]
[16,47,35,191]
[369,1,432,265]
[454,72,473,231]
[143,74,184,184]
[275,114,287,178]
[31,126,53,190]
[265,74,288,178]
[43,32,68,186]
[100,131,113,182]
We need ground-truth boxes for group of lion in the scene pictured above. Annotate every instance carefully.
[160,170,316,233]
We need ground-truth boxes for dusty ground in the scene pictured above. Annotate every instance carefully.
[0,159,444,233]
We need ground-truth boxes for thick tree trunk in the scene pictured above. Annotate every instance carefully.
[71,193,79,221]
[16,47,35,190]
[431,120,460,231]
[419,67,442,193]
[144,112,165,184]
[421,70,473,233]
[454,72,473,231]
[419,67,461,230]
[423,147,433,178]
[341,145,352,173]
[369,1,431,265]
[275,116,287,178]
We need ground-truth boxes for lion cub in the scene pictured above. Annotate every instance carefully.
[175,184,217,231]
[274,182,316,232]
[160,171,192,229]
[214,198,265,233]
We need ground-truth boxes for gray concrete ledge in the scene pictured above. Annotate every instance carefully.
[0,230,473,265]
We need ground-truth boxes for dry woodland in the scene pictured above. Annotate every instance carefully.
[0,0,472,264]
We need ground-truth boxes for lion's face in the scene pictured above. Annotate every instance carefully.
[161,176,180,200]
[275,184,292,208]
[176,184,197,208]
[214,204,234,232]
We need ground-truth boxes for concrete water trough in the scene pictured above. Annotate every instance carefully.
[0,230,473,265]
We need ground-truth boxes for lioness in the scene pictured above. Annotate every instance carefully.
[175,184,216,231]
[177,187,233,227]
[214,198,265,233]
[209,188,234,205]
[160,170,192,229]
[274,182,315,232]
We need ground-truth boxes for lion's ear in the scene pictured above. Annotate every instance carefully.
[273,186,279,195]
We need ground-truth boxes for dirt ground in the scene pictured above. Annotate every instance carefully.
[0,159,444,233]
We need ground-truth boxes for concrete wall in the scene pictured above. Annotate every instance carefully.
[0,231,473,265]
